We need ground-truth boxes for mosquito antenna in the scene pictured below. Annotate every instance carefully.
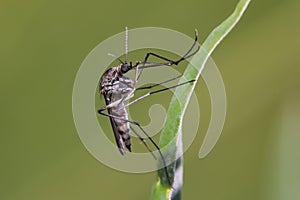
[125,26,128,63]
[107,53,124,64]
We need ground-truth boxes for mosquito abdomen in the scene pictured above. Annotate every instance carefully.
[110,103,131,152]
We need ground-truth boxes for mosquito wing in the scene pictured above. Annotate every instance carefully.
[104,96,126,155]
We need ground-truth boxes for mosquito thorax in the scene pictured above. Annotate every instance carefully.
[99,67,117,94]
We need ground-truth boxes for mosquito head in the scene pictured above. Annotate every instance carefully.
[119,62,133,74]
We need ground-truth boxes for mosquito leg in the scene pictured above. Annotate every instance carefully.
[99,89,134,112]
[138,45,200,70]
[119,79,195,110]
[134,122,173,187]
[98,108,137,123]
[117,89,135,108]
[98,109,156,155]
[108,76,194,112]
[144,29,198,65]
[130,126,157,160]
[148,79,195,94]
[136,29,199,80]
[174,28,199,63]
[136,75,182,90]
[97,109,173,187]
[117,63,140,107]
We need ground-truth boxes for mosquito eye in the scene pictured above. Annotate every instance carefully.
[121,65,126,73]
[121,64,131,73]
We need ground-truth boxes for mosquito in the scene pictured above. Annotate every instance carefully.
[97,27,199,186]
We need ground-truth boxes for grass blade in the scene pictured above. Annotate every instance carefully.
[150,0,251,199]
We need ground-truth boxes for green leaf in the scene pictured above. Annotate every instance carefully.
[150,0,251,199]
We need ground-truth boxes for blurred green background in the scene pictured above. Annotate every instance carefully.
[1,0,300,199]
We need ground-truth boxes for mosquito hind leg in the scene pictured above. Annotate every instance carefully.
[130,126,157,160]
[97,108,173,187]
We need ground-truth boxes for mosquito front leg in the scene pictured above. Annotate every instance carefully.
[136,29,199,80]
